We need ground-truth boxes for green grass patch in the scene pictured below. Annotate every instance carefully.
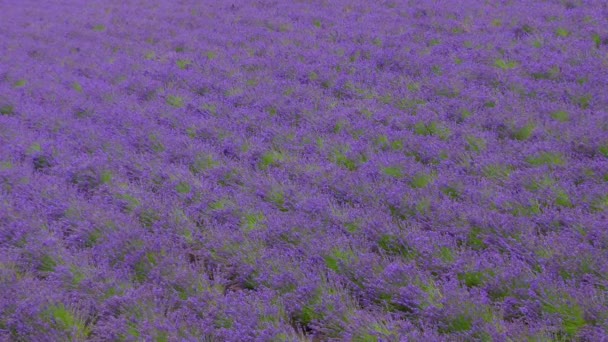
[175,182,191,194]
[93,24,106,32]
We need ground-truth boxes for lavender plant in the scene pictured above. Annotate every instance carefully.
[1,0,608,340]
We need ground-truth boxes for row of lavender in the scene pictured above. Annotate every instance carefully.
[1,0,608,340]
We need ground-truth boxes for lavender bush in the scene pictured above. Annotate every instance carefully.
[1,0,608,340]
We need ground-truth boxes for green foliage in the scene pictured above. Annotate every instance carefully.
[483,164,512,181]
[100,170,112,184]
[439,246,455,263]
[467,227,487,250]
[513,123,535,141]
[242,212,265,232]
[166,95,184,108]
[39,255,58,273]
[410,172,433,189]
[139,209,160,228]
[175,182,191,194]
[510,200,542,217]
[176,59,191,69]
[134,252,157,282]
[117,193,140,212]
[378,234,416,259]
[551,110,570,122]
[148,134,165,153]
[93,24,106,31]
[554,189,573,208]
[72,82,83,93]
[494,59,518,70]
[0,104,14,115]
[439,314,473,334]
[458,271,485,287]
[259,150,284,170]
[144,51,155,60]
[267,189,288,212]
[466,135,486,152]
[330,146,365,171]
[526,175,555,192]
[190,154,218,174]
[555,28,570,37]
[381,166,403,178]
[531,66,561,80]
[599,143,608,158]
[209,198,230,210]
[573,94,591,109]
[43,303,91,338]
[590,194,608,212]
[593,33,602,48]
[324,248,353,272]
[542,296,586,337]
[407,83,420,92]
[413,121,450,139]
[526,152,565,167]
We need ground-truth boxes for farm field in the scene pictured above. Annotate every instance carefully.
[1,0,608,340]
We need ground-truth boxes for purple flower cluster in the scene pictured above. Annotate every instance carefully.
[1,0,608,340]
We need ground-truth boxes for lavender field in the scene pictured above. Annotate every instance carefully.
[1,0,608,341]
